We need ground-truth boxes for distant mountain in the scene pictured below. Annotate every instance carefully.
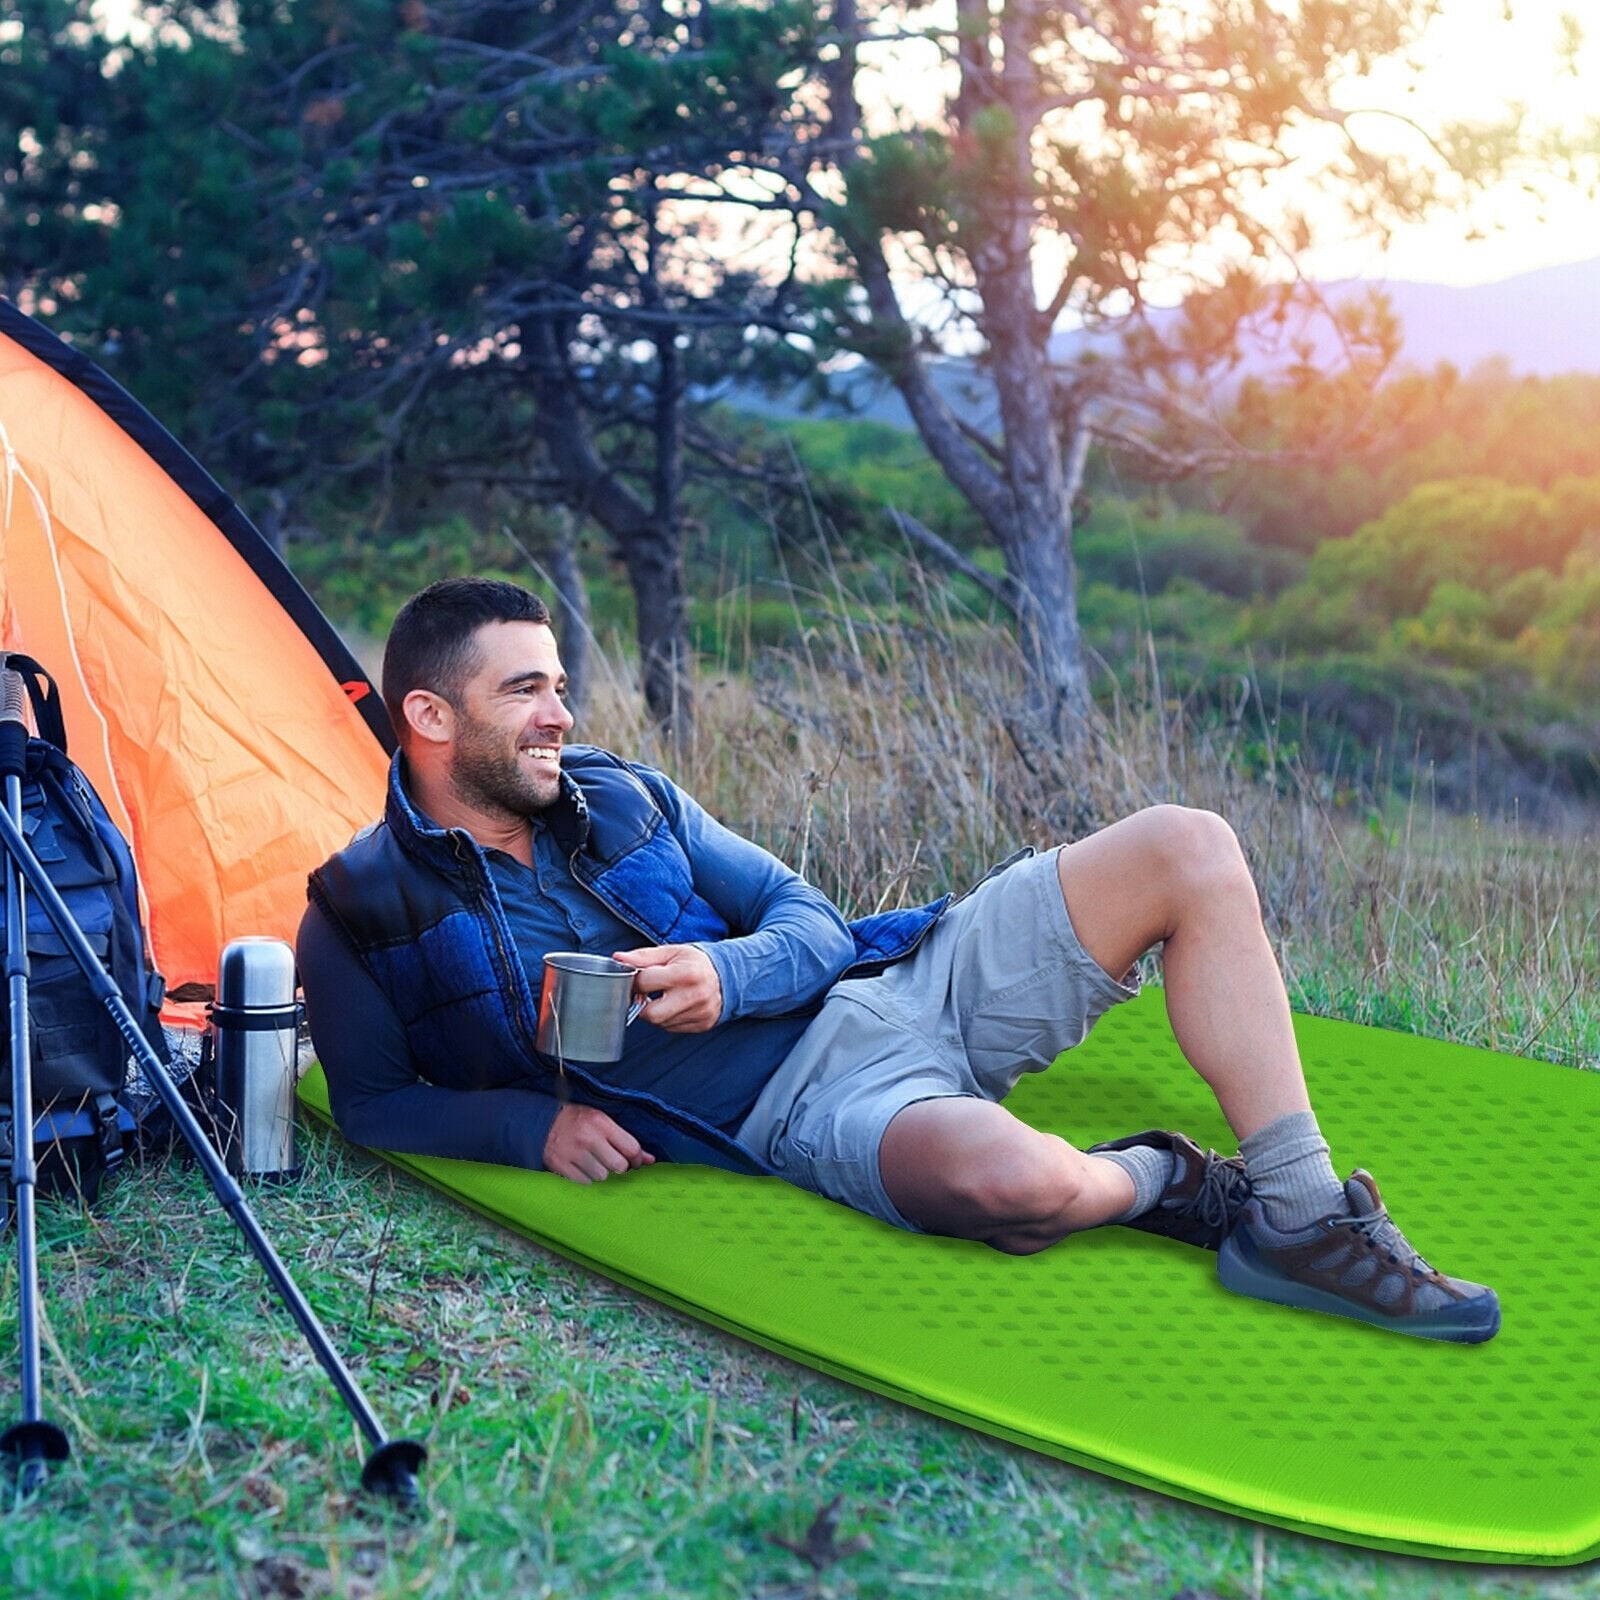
[1048,255,1600,381]
[728,256,1600,431]
[1348,256,1600,377]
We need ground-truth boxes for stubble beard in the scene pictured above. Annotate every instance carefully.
[448,720,562,823]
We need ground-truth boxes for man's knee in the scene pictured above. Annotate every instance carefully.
[1141,804,1256,912]
[945,1134,1083,1244]
[880,1101,1086,1247]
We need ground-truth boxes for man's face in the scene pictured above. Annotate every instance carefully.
[445,621,574,819]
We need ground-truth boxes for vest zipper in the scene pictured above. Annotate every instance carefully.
[452,830,558,1078]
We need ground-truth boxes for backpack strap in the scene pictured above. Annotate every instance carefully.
[1,653,68,753]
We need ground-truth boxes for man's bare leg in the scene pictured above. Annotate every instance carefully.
[879,804,1311,1251]
[876,805,1503,1340]
[877,1098,1138,1255]
[1052,805,1312,1140]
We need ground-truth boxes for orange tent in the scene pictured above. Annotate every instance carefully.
[0,301,394,1002]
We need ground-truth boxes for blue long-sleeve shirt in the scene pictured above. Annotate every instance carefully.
[299,768,855,1170]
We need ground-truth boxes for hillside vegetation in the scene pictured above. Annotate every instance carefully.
[294,363,1600,827]
[778,365,1600,823]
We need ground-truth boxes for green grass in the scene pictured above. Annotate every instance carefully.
[1270,809,1599,1074]
[7,1128,1600,1599]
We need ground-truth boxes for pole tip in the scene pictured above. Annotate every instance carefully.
[1,1418,71,1501]
[360,1437,427,1510]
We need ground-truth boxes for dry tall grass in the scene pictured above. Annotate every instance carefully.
[574,564,1598,1074]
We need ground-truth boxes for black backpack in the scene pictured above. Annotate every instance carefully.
[0,655,170,1206]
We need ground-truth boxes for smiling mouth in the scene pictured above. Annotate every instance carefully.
[519,745,561,763]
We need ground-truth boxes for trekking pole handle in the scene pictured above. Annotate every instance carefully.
[0,668,27,784]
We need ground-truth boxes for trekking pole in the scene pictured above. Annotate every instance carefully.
[0,730,425,1506]
[0,672,72,1497]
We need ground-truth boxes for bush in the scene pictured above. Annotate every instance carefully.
[1075,500,1305,600]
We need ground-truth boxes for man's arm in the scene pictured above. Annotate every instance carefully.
[614,769,857,1026]
[298,904,652,1180]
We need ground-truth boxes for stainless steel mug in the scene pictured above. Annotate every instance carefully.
[212,936,302,1181]
[535,952,645,1063]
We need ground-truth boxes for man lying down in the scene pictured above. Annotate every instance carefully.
[298,578,1500,1345]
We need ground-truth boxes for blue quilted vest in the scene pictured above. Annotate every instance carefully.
[308,747,947,1173]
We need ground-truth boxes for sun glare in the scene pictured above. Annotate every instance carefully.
[1307,0,1600,284]
[78,0,1600,289]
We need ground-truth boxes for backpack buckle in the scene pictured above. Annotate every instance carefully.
[93,1092,125,1174]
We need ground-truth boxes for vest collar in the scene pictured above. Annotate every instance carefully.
[382,749,594,862]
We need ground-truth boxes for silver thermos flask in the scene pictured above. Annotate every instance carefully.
[212,936,302,1181]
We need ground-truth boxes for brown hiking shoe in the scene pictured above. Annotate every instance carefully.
[1088,1129,1252,1251]
[1217,1170,1501,1343]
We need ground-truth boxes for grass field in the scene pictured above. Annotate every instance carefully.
[3,598,1597,1597]
[5,1128,1600,1600]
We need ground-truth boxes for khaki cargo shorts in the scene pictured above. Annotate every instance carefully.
[735,847,1141,1231]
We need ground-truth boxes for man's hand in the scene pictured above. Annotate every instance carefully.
[543,1104,656,1184]
[611,944,724,1033]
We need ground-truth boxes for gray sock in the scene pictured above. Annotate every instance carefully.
[1095,1144,1176,1224]
[1238,1109,1347,1233]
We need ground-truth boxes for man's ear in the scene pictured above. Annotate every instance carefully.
[402,688,455,747]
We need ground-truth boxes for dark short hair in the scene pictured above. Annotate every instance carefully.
[382,578,552,739]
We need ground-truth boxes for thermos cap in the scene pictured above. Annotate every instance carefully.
[217,936,297,1011]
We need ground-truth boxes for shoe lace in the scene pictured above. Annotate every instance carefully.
[1333,1206,1438,1279]
[1184,1154,1253,1231]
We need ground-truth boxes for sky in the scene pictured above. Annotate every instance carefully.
[853,0,1599,292]
[1299,0,1599,285]
[87,0,1598,292]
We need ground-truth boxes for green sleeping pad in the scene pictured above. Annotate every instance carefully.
[297,988,1600,1564]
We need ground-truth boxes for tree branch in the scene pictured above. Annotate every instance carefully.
[888,508,1021,616]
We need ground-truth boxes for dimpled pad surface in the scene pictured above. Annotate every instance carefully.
[299,991,1600,1564]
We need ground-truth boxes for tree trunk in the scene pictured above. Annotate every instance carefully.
[641,211,693,743]
[963,0,1092,735]
[980,255,1092,729]
[621,513,692,738]
[1002,510,1091,732]
[824,0,1093,740]
[544,513,592,715]
[527,317,693,738]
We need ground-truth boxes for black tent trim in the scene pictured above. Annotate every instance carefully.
[0,299,396,754]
